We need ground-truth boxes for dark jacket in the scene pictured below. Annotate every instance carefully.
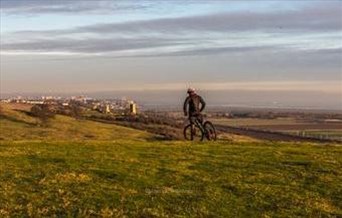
[183,94,206,117]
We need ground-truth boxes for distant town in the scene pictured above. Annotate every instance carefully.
[1,95,138,115]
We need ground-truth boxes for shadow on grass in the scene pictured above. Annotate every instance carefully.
[90,169,118,180]
[147,135,175,141]
[0,114,36,126]
[281,160,312,167]
[27,154,68,166]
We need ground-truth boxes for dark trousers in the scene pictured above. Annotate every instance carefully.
[189,113,203,125]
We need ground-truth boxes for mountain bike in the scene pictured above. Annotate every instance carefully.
[183,115,217,141]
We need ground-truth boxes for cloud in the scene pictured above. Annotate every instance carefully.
[0,0,145,14]
[163,46,280,57]
[1,37,190,54]
[1,1,341,58]
[2,32,285,56]
[66,2,342,34]
[6,1,342,37]
[2,1,341,34]
[2,34,341,61]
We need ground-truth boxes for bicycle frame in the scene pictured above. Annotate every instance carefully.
[190,116,205,134]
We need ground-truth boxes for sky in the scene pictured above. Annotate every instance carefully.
[0,0,341,109]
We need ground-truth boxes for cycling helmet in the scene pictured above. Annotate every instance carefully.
[187,87,195,93]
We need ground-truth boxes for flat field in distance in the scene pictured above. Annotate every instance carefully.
[212,118,342,141]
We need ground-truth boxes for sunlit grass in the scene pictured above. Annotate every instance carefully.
[0,114,152,141]
[0,140,341,217]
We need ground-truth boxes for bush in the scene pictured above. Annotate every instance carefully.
[30,104,55,125]
[69,102,84,119]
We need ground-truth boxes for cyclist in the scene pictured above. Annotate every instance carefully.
[183,87,206,124]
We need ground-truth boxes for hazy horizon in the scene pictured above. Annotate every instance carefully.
[1,0,341,110]
[1,89,341,111]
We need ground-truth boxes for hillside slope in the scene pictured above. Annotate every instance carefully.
[0,103,152,141]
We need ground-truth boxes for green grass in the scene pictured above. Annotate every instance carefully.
[302,130,342,139]
[211,118,305,127]
[1,103,342,217]
[0,140,341,217]
[0,114,152,141]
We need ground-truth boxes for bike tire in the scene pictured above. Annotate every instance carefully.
[184,124,204,141]
[204,121,217,141]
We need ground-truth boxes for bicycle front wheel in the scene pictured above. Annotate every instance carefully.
[184,124,204,141]
[204,121,217,141]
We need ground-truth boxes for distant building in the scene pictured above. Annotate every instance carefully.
[42,96,54,100]
[1,99,11,103]
[26,100,44,105]
[129,101,137,115]
[105,105,111,114]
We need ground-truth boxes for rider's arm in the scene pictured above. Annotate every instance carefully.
[199,96,206,112]
[183,97,189,116]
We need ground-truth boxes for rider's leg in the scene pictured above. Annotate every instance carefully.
[198,114,203,124]
[194,115,205,133]
[189,116,195,140]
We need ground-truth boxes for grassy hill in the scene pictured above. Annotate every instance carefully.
[0,103,341,217]
[0,103,152,141]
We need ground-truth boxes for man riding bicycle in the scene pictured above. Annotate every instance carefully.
[183,87,206,124]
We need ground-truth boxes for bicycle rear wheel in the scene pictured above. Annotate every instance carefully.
[184,124,204,141]
[204,121,217,141]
